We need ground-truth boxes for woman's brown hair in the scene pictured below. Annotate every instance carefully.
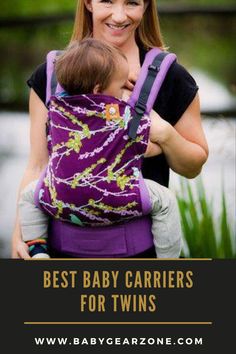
[71,0,165,50]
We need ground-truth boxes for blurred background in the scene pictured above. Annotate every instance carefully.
[0,0,235,257]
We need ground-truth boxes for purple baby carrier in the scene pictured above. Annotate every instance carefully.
[35,48,176,257]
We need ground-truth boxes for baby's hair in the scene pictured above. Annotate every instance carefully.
[55,38,127,95]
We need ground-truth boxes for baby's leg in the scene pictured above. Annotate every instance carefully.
[144,179,182,258]
[18,180,49,258]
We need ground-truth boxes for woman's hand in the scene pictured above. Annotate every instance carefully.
[149,112,172,145]
[144,140,163,158]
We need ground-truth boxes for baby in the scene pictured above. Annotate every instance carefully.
[18,39,182,258]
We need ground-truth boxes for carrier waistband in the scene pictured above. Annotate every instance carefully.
[48,216,154,258]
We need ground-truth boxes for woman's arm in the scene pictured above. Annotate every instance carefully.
[150,93,209,178]
[11,89,49,258]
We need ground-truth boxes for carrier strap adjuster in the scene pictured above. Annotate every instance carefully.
[134,103,146,116]
[148,64,160,73]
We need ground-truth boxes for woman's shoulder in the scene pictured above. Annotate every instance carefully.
[140,47,199,125]
[158,60,199,125]
[167,60,198,88]
[140,46,197,88]
[27,62,47,104]
[164,59,198,101]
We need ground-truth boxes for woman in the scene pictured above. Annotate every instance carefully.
[12,0,208,258]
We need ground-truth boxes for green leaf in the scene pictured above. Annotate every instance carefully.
[69,214,84,227]
[177,178,235,258]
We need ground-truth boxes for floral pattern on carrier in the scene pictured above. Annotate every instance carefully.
[37,94,150,227]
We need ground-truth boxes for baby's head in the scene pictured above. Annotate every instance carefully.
[55,38,129,99]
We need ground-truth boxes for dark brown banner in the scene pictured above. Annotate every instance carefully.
[1,259,235,353]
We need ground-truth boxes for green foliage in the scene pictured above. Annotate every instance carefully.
[177,179,236,258]
[1,0,236,17]
[158,0,236,5]
[0,0,235,110]
[0,0,76,17]
[162,16,236,88]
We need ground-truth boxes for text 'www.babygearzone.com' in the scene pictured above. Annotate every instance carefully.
[34,336,203,347]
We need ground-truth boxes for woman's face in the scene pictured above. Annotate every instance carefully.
[84,0,147,48]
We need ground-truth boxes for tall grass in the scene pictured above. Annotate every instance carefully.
[177,179,236,258]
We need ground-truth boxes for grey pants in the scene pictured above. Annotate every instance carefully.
[18,179,182,258]
[18,180,48,242]
[144,179,182,258]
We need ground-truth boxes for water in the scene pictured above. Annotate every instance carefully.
[192,69,236,114]
[0,112,235,258]
[170,117,236,215]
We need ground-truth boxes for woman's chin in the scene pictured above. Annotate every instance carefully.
[106,36,129,48]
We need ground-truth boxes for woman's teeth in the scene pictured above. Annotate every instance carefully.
[107,24,128,30]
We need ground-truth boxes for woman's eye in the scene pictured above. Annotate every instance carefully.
[127,1,139,6]
[100,0,112,3]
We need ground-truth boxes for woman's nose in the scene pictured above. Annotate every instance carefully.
[111,5,128,23]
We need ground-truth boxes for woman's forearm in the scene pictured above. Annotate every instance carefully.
[149,95,208,179]
[155,122,208,178]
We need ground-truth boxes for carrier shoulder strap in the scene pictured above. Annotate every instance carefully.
[46,50,64,106]
[128,48,177,139]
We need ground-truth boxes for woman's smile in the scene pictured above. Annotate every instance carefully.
[105,22,130,35]
[106,23,130,30]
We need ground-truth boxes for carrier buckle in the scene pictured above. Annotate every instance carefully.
[148,64,160,72]
[134,103,146,116]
